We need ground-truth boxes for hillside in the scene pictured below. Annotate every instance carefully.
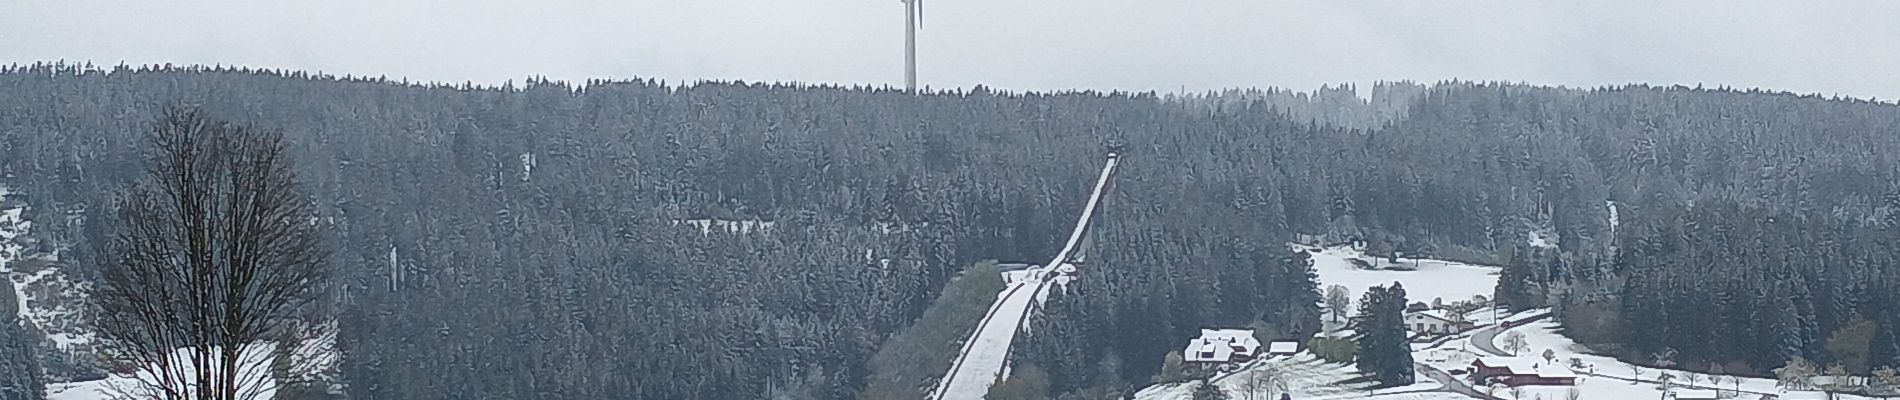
[5,64,1900,398]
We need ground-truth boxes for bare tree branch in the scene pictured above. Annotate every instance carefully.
[94,106,329,400]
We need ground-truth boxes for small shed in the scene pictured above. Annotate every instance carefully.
[1673,389,1720,400]
[1267,341,1300,356]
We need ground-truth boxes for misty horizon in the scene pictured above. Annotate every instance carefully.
[6,1,1899,101]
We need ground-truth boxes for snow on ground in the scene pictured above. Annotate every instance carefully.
[1134,353,1460,400]
[2,191,27,320]
[1483,317,1880,400]
[1158,242,1878,400]
[5,255,93,351]
[1607,200,1619,233]
[47,344,282,400]
[45,380,109,400]
[1301,244,1501,307]
[2,187,95,351]
[1526,230,1557,250]
[671,218,776,235]
[1137,246,1512,400]
[45,323,338,400]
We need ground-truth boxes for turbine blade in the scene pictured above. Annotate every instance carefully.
[917,0,924,29]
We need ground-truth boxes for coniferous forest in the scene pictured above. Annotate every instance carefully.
[2,64,1900,398]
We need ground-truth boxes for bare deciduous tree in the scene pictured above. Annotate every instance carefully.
[1776,356,1816,391]
[1874,365,1899,393]
[1325,285,1351,323]
[1239,364,1286,400]
[1825,363,1850,392]
[94,107,328,400]
[1650,348,1678,370]
[1502,331,1528,356]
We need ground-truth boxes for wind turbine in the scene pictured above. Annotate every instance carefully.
[902,0,922,93]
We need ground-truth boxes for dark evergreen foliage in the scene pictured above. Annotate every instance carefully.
[1352,283,1415,386]
[0,65,1373,399]
[0,316,44,400]
[1191,380,1231,400]
[1612,203,1900,372]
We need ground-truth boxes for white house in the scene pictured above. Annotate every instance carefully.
[1405,309,1475,336]
[1183,329,1261,365]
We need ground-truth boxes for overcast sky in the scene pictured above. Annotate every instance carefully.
[6,1,1899,99]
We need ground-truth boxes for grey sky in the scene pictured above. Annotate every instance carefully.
[6,0,1899,99]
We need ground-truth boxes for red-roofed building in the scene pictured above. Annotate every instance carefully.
[1472,357,1577,386]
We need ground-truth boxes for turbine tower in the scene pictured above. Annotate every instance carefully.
[902,0,922,93]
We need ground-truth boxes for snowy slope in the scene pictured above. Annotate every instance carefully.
[932,277,1046,399]
[933,154,1118,400]
[2,187,28,320]
[0,187,96,352]
[7,185,339,398]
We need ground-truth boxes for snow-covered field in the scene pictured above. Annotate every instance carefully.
[48,344,280,400]
[45,326,337,400]
[1301,244,1501,308]
[1134,354,1462,400]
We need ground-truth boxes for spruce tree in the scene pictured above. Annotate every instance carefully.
[1191,380,1231,400]
[1352,283,1415,387]
[0,317,44,400]
[1382,283,1416,385]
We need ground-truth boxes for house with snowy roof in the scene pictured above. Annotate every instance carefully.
[1406,309,1475,336]
[1471,357,1577,386]
[1183,329,1260,367]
